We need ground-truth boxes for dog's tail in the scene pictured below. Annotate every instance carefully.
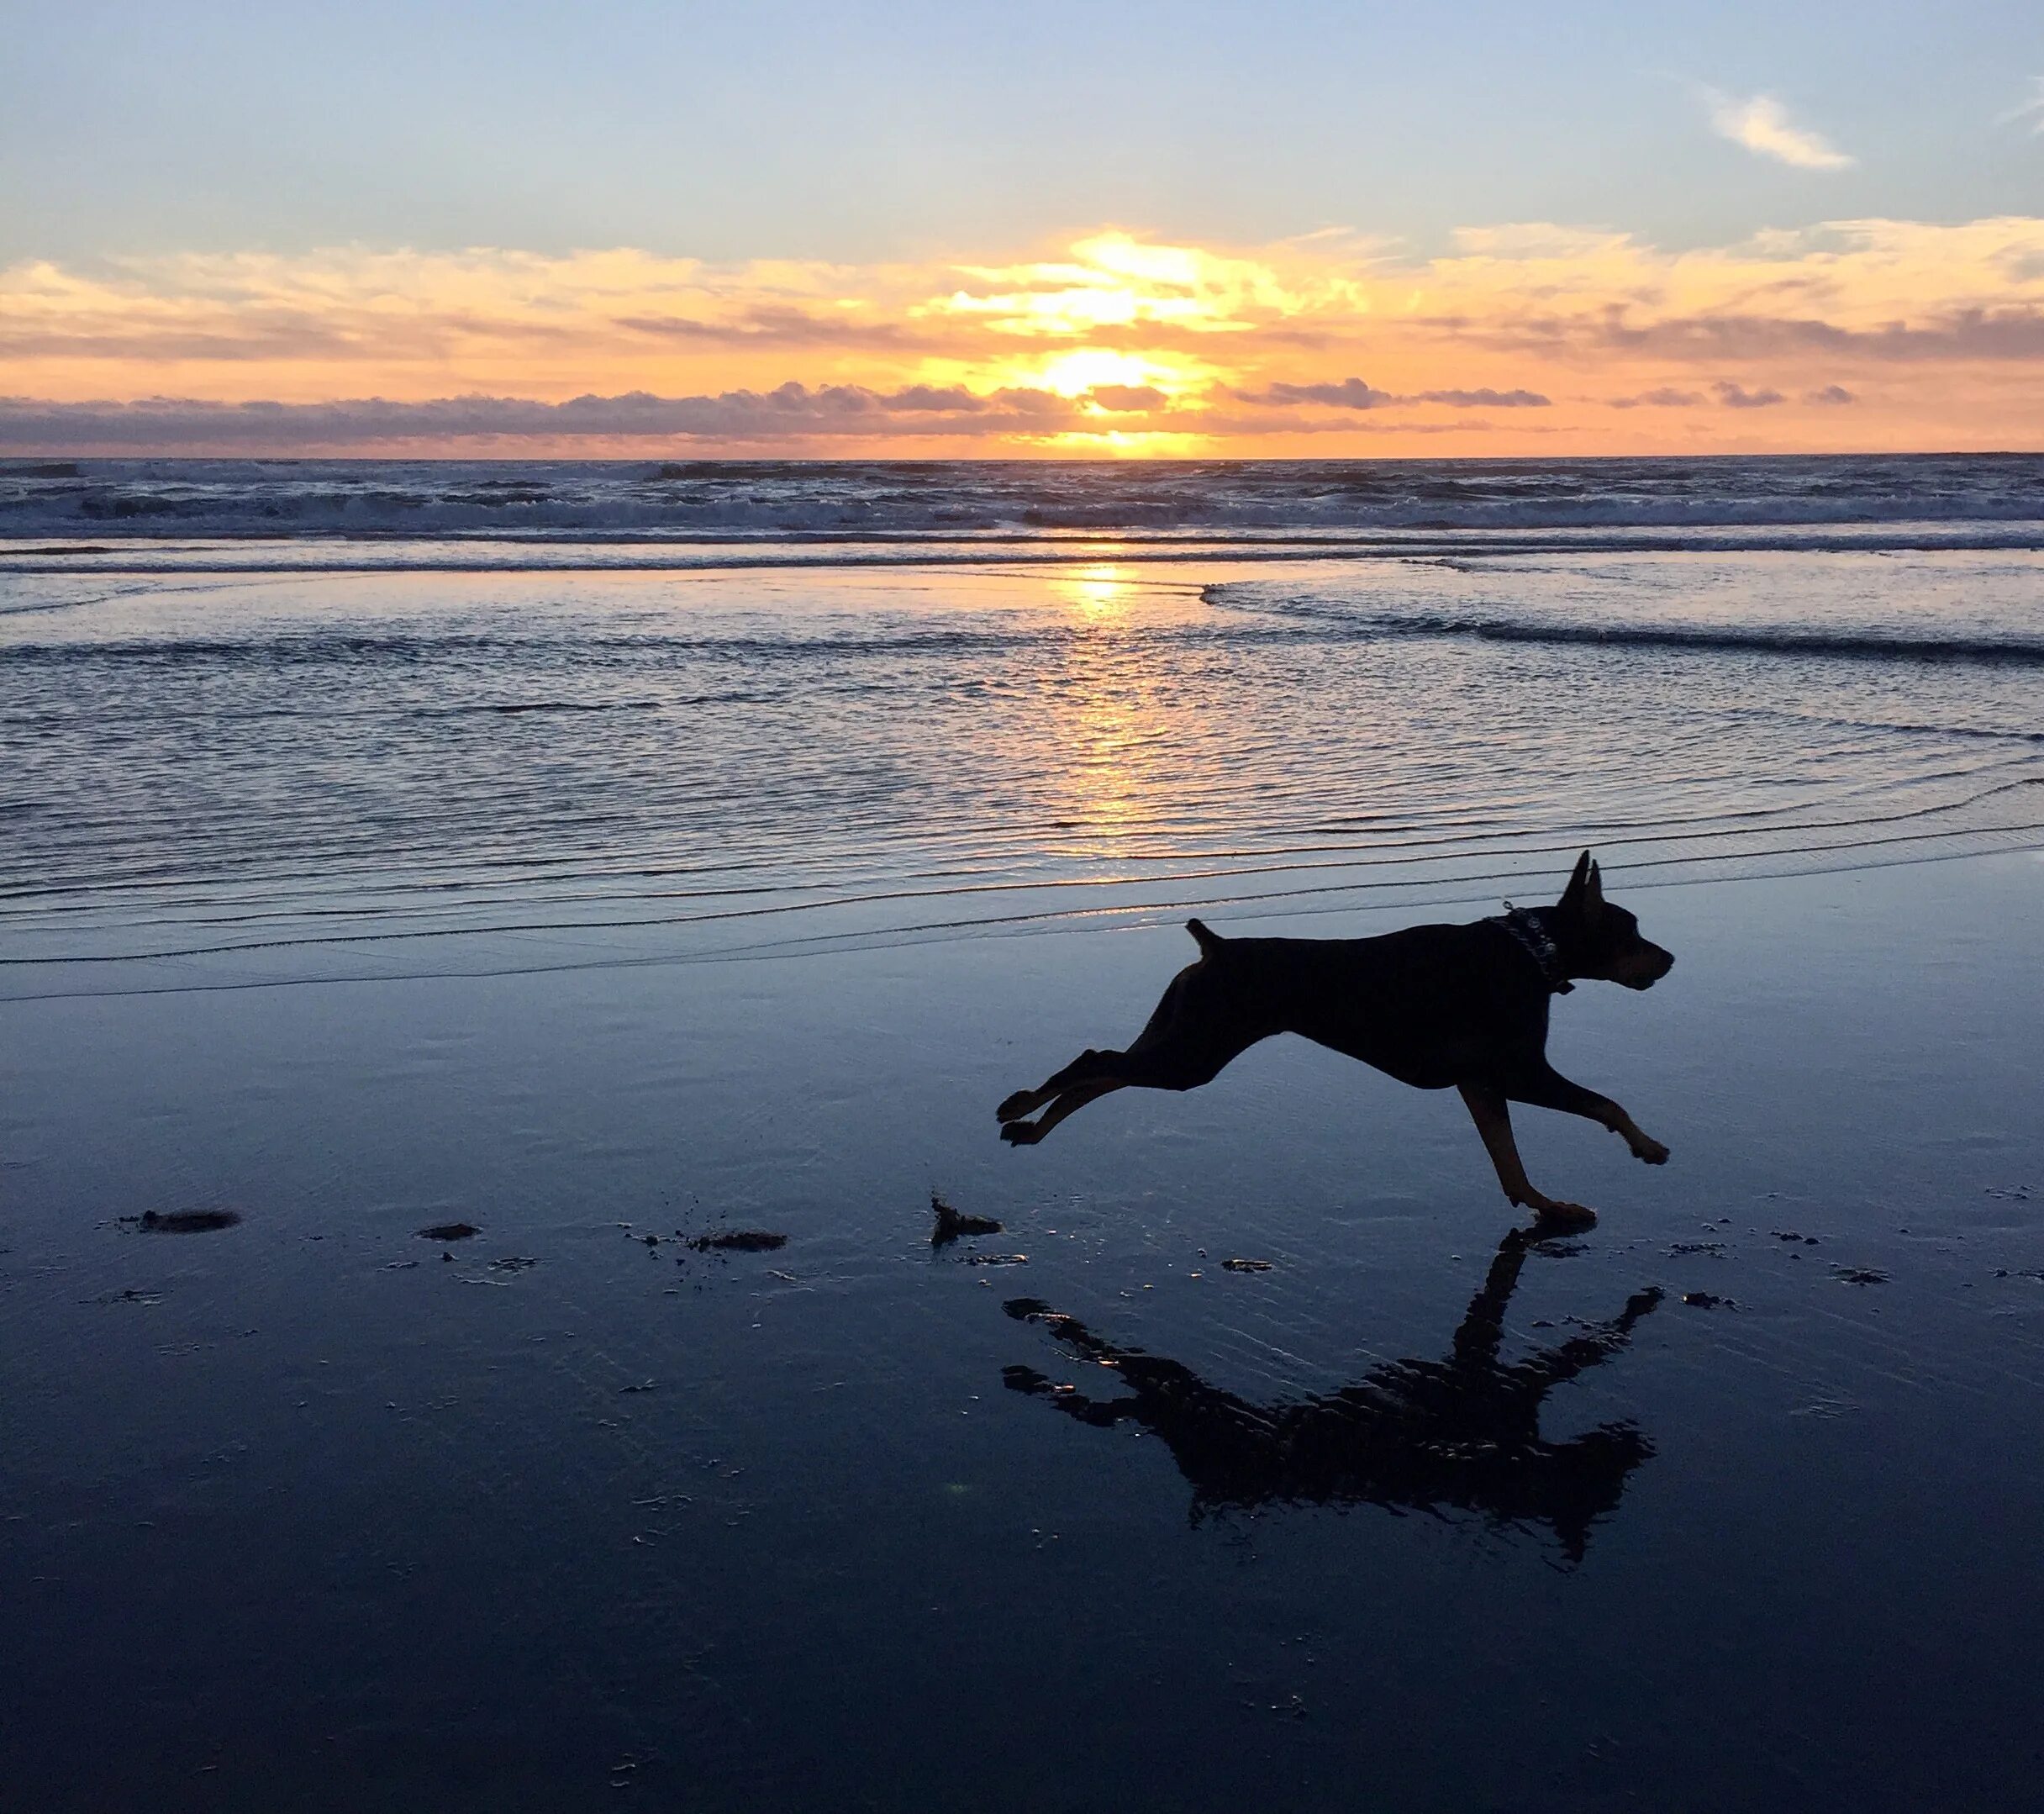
[1186,917,1227,957]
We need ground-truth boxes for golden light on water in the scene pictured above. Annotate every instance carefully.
[1043,562,1161,846]
[1056,562,1139,616]
[1062,693,1148,841]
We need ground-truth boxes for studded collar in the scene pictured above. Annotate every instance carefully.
[1486,905,1574,994]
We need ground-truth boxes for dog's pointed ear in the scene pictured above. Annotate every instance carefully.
[1585,859,1605,913]
[1558,849,1594,916]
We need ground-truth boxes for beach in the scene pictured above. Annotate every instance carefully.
[5,456,2044,1811]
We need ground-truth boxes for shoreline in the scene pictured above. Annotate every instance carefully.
[6,850,2043,1811]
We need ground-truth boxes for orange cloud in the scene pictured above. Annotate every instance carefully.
[3,219,2041,454]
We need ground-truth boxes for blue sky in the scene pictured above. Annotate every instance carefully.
[3,0,2041,265]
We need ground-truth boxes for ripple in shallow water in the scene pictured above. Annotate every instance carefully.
[2,549,2040,997]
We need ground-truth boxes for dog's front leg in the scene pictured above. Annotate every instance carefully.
[1504,1061,1670,1167]
[1457,1084,1595,1227]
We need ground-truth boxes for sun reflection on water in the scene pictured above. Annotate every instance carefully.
[1043,562,1166,848]
[1054,562,1138,618]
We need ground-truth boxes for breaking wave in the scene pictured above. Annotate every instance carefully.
[1202,591,2044,666]
[3,453,2041,551]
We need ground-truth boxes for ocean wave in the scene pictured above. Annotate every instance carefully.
[13,581,2044,676]
[1203,578,2044,666]
[0,624,1054,667]
[7,527,2044,580]
[1233,607,2044,665]
[3,453,2041,546]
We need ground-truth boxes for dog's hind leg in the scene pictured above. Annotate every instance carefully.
[996,1050,1120,1125]
[997,936,1272,1140]
[1000,1078,1125,1144]
[996,940,1230,1123]
[999,1022,1266,1144]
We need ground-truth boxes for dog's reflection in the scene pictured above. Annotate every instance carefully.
[1004,1231,1662,1560]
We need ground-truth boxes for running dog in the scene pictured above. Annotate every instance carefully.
[996,852,1673,1226]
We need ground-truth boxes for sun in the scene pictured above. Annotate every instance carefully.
[964,345,1220,405]
[1032,428,1213,456]
[1031,349,1173,397]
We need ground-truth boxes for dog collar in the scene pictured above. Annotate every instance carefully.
[1488,905,1573,994]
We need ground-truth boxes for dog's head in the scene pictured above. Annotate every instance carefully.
[1551,851,1673,990]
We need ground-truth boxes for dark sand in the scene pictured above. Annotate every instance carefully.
[5,853,2043,1811]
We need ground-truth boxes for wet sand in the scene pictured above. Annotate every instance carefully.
[4,850,2042,1811]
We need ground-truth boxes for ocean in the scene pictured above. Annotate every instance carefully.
[6,456,2044,1812]
[5,453,2042,1000]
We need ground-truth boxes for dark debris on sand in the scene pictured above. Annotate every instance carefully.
[418,1221,479,1241]
[1833,1266,1889,1286]
[684,1231,788,1253]
[128,1210,242,1235]
[1221,1258,1274,1273]
[930,1194,1003,1247]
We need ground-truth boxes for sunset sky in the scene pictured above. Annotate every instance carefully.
[4,0,2042,456]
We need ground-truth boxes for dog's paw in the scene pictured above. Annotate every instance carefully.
[996,1090,1040,1122]
[1630,1136,1670,1166]
[1000,1120,1042,1147]
[1530,1198,1599,1230]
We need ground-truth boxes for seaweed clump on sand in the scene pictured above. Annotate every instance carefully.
[930,1194,1003,1247]
[685,1231,788,1253]
[418,1222,480,1241]
[131,1210,242,1235]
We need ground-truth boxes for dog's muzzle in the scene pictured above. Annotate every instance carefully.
[1626,951,1675,989]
